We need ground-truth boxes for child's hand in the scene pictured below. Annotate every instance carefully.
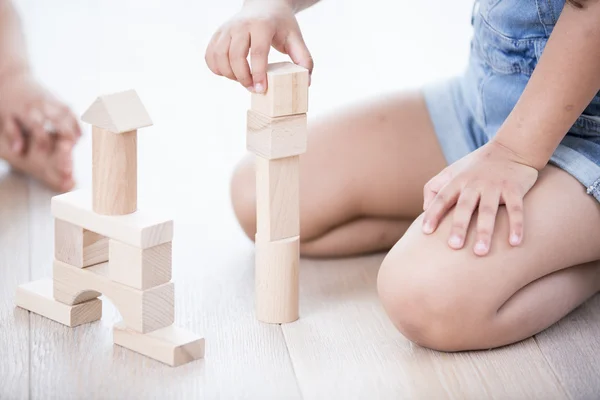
[421,140,539,256]
[205,0,313,93]
[0,71,81,154]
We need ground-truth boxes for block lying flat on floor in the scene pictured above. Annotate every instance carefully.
[251,62,309,117]
[246,110,307,159]
[16,279,102,327]
[255,235,299,324]
[51,189,173,249]
[55,219,108,268]
[109,239,172,290]
[256,156,299,241]
[113,321,205,366]
[53,260,174,333]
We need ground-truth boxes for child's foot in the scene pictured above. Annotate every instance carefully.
[0,71,80,192]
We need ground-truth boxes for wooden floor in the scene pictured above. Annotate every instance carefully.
[1,0,599,398]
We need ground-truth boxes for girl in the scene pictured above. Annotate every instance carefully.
[0,0,80,192]
[205,0,600,351]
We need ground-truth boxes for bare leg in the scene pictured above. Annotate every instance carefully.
[230,91,447,257]
[377,165,600,351]
[300,218,413,258]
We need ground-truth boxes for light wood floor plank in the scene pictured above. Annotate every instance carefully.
[282,254,568,400]
[535,292,600,400]
[0,165,31,400]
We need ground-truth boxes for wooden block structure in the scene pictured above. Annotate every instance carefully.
[15,89,204,367]
[247,62,309,323]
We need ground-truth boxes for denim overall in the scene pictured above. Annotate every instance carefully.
[423,0,600,201]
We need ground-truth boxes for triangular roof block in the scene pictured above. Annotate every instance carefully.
[81,89,153,133]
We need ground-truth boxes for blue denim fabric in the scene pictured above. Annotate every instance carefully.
[423,0,600,202]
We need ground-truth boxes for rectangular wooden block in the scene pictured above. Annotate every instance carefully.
[109,239,172,290]
[51,189,173,249]
[246,110,307,159]
[251,62,309,117]
[16,279,102,327]
[53,260,174,333]
[256,156,299,241]
[255,234,299,323]
[55,219,108,268]
[113,321,205,367]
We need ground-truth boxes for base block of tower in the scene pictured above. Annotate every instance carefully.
[255,234,299,324]
[113,321,205,367]
[16,279,102,327]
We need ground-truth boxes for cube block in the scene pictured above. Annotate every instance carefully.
[251,62,309,117]
[109,240,172,290]
[246,110,307,159]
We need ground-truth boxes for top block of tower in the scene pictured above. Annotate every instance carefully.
[82,89,152,216]
[81,89,153,134]
[251,62,309,117]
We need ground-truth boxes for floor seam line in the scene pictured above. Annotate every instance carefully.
[281,326,304,400]
[533,335,572,400]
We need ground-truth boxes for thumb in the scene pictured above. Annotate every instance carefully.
[285,31,314,81]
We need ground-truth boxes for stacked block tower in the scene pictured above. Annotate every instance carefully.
[246,62,309,323]
[15,89,205,367]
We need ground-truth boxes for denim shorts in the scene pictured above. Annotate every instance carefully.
[423,0,600,202]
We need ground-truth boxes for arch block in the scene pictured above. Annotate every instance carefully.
[53,259,174,333]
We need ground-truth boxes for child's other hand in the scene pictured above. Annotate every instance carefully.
[205,0,313,93]
[421,140,539,256]
[0,71,81,154]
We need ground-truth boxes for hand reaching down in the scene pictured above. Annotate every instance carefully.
[205,0,314,93]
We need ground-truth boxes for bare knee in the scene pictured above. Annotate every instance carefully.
[376,227,493,351]
[230,155,256,241]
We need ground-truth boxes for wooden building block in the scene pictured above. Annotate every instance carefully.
[51,189,173,249]
[82,89,152,216]
[109,240,172,290]
[16,279,102,327]
[92,126,138,215]
[55,219,108,268]
[53,260,174,333]
[251,62,309,117]
[81,89,153,135]
[255,234,299,323]
[113,321,205,366]
[246,110,307,159]
[256,156,299,241]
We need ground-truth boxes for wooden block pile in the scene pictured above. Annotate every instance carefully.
[15,90,204,367]
[247,62,309,324]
